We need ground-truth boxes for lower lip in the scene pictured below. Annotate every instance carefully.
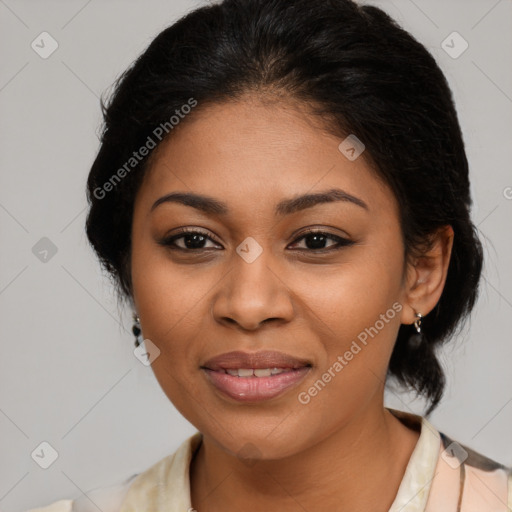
[202,367,311,402]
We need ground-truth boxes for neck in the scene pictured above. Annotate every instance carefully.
[190,403,421,512]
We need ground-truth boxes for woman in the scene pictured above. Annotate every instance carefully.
[29,0,511,510]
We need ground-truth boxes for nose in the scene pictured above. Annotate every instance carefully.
[210,250,295,331]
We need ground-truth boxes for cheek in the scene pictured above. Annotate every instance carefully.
[131,244,209,419]
[300,248,404,337]
[294,238,405,387]
[290,277,403,443]
[130,237,203,363]
[131,231,210,326]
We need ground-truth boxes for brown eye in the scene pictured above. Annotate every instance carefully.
[159,228,354,254]
[288,230,354,252]
[159,229,221,251]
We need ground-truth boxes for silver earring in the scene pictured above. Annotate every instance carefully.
[409,312,423,349]
[132,312,142,348]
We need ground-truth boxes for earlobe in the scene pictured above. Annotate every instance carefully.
[401,225,454,325]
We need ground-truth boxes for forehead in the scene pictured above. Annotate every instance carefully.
[136,97,396,219]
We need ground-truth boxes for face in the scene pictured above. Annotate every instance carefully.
[130,94,411,460]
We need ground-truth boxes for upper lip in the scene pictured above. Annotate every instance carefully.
[201,350,313,371]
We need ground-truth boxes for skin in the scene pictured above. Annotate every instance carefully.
[130,93,454,512]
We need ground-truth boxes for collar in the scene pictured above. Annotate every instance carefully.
[387,408,441,511]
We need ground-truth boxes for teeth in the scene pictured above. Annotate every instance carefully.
[224,368,294,377]
[254,368,272,377]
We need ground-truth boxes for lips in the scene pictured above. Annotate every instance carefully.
[200,350,313,402]
[201,350,312,372]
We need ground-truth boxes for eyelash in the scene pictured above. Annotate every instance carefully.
[159,227,355,254]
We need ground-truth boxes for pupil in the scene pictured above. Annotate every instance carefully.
[306,234,326,249]
[185,234,206,249]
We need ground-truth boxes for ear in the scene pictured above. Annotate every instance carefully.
[400,225,454,325]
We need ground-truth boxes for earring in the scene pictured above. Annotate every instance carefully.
[132,312,142,348]
[408,312,423,349]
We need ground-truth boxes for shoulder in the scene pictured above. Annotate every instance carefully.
[25,499,73,512]
[24,472,138,512]
[389,408,511,511]
[428,430,512,511]
[119,431,202,508]
[25,432,202,512]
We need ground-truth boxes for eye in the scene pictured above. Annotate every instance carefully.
[159,228,220,251]
[158,227,354,253]
[288,229,354,252]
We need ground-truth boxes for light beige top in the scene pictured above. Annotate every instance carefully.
[27,408,512,511]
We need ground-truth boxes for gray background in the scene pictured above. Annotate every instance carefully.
[0,0,511,510]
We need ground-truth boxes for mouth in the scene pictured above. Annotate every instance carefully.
[200,350,312,402]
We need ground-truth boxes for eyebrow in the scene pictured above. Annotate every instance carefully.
[150,187,368,216]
